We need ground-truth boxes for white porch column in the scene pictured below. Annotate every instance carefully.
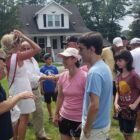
[47,36,51,48]
[47,36,55,61]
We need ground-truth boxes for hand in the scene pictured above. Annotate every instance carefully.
[13,29,23,38]
[47,74,57,81]
[129,103,137,110]
[53,113,59,127]
[83,127,91,138]
[114,103,121,113]
[18,91,36,100]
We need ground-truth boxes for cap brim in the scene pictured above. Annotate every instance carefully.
[116,43,123,47]
[58,52,72,58]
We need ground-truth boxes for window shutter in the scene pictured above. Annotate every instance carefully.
[43,14,46,27]
[60,36,64,49]
[34,37,37,43]
[61,14,64,27]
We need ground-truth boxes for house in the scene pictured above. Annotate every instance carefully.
[19,1,91,61]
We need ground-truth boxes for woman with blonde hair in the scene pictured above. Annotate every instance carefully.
[1,30,41,140]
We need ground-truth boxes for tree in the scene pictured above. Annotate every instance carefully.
[54,0,131,41]
[129,0,140,38]
[83,0,131,41]
[0,0,19,38]
[18,0,46,6]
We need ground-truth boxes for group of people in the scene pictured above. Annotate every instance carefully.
[102,36,140,140]
[0,30,53,140]
[0,29,140,140]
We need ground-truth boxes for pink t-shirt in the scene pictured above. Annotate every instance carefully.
[58,69,87,122]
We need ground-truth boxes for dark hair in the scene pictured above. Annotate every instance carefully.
[115,50,133,72]
[43,53,51,60]
[78,32,103,55]
[75,60,80,68]
[121,36,127,40]
[63,36,78,45]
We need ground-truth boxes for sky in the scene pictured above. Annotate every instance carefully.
[119,15,134,31]
[47,0,133,31]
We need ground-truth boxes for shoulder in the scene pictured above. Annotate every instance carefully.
[131,70,139,77]
[102,47,111,54]
[40,65,45,70]
[52,65,58,69]
[58,71,68,83]
[78,69,87,78]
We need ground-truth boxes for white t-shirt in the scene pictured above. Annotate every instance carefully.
[130,47,140,76]
[24,57,42,89]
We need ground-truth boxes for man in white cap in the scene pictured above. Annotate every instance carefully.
[101,37,124,120]
[130,37,140,132]
[102,37,124,97]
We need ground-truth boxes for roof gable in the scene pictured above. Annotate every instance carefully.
[18,4,91,35]
[35,1,72,16]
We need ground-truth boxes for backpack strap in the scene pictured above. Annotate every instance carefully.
[7,54,18,89]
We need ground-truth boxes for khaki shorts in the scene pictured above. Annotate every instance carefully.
[80,124,110,140]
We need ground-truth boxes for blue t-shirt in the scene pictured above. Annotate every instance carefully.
[82,60,113,129]
[40,65,58,93]
[0,84,13,140]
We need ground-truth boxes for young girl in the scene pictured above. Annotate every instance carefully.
[114,50,140,140]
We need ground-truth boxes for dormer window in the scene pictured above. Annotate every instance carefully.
[55,15,60,27]
[43,14,61,28]
[48,15,53,27]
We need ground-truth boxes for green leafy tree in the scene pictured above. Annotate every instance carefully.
[54,0,131,41]
[129,0,140,37]
[17,0,46,6]
[0,0,19,38]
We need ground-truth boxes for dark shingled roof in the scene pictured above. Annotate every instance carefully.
[18,4,90,35]
[18,4,111,46]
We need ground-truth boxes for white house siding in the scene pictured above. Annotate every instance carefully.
[37,4,70,29]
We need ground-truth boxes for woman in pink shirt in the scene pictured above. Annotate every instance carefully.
[53,48,87,140]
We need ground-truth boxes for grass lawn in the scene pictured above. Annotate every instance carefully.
[1,71,140,140]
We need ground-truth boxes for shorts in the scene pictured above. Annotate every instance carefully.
[118,115,136,135]
[58,117,81,137]
[44,91,57,104]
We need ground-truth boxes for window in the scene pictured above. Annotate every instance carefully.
[38,38,45,48]
[55,15,60,27]
[45,15,61,28]
[48,15,53,27]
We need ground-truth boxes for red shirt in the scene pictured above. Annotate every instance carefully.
[116,70,140,108]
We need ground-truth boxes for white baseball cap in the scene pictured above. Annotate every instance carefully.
[113,37,123,47]
[130,38,140,45]
[58,48,81,60]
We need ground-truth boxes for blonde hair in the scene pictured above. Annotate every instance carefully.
[1,33,16,57]
[0,49,7,59]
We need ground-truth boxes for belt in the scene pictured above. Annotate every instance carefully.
[32,87,38,91]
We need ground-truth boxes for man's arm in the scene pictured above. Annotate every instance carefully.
[84,93,99,138]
